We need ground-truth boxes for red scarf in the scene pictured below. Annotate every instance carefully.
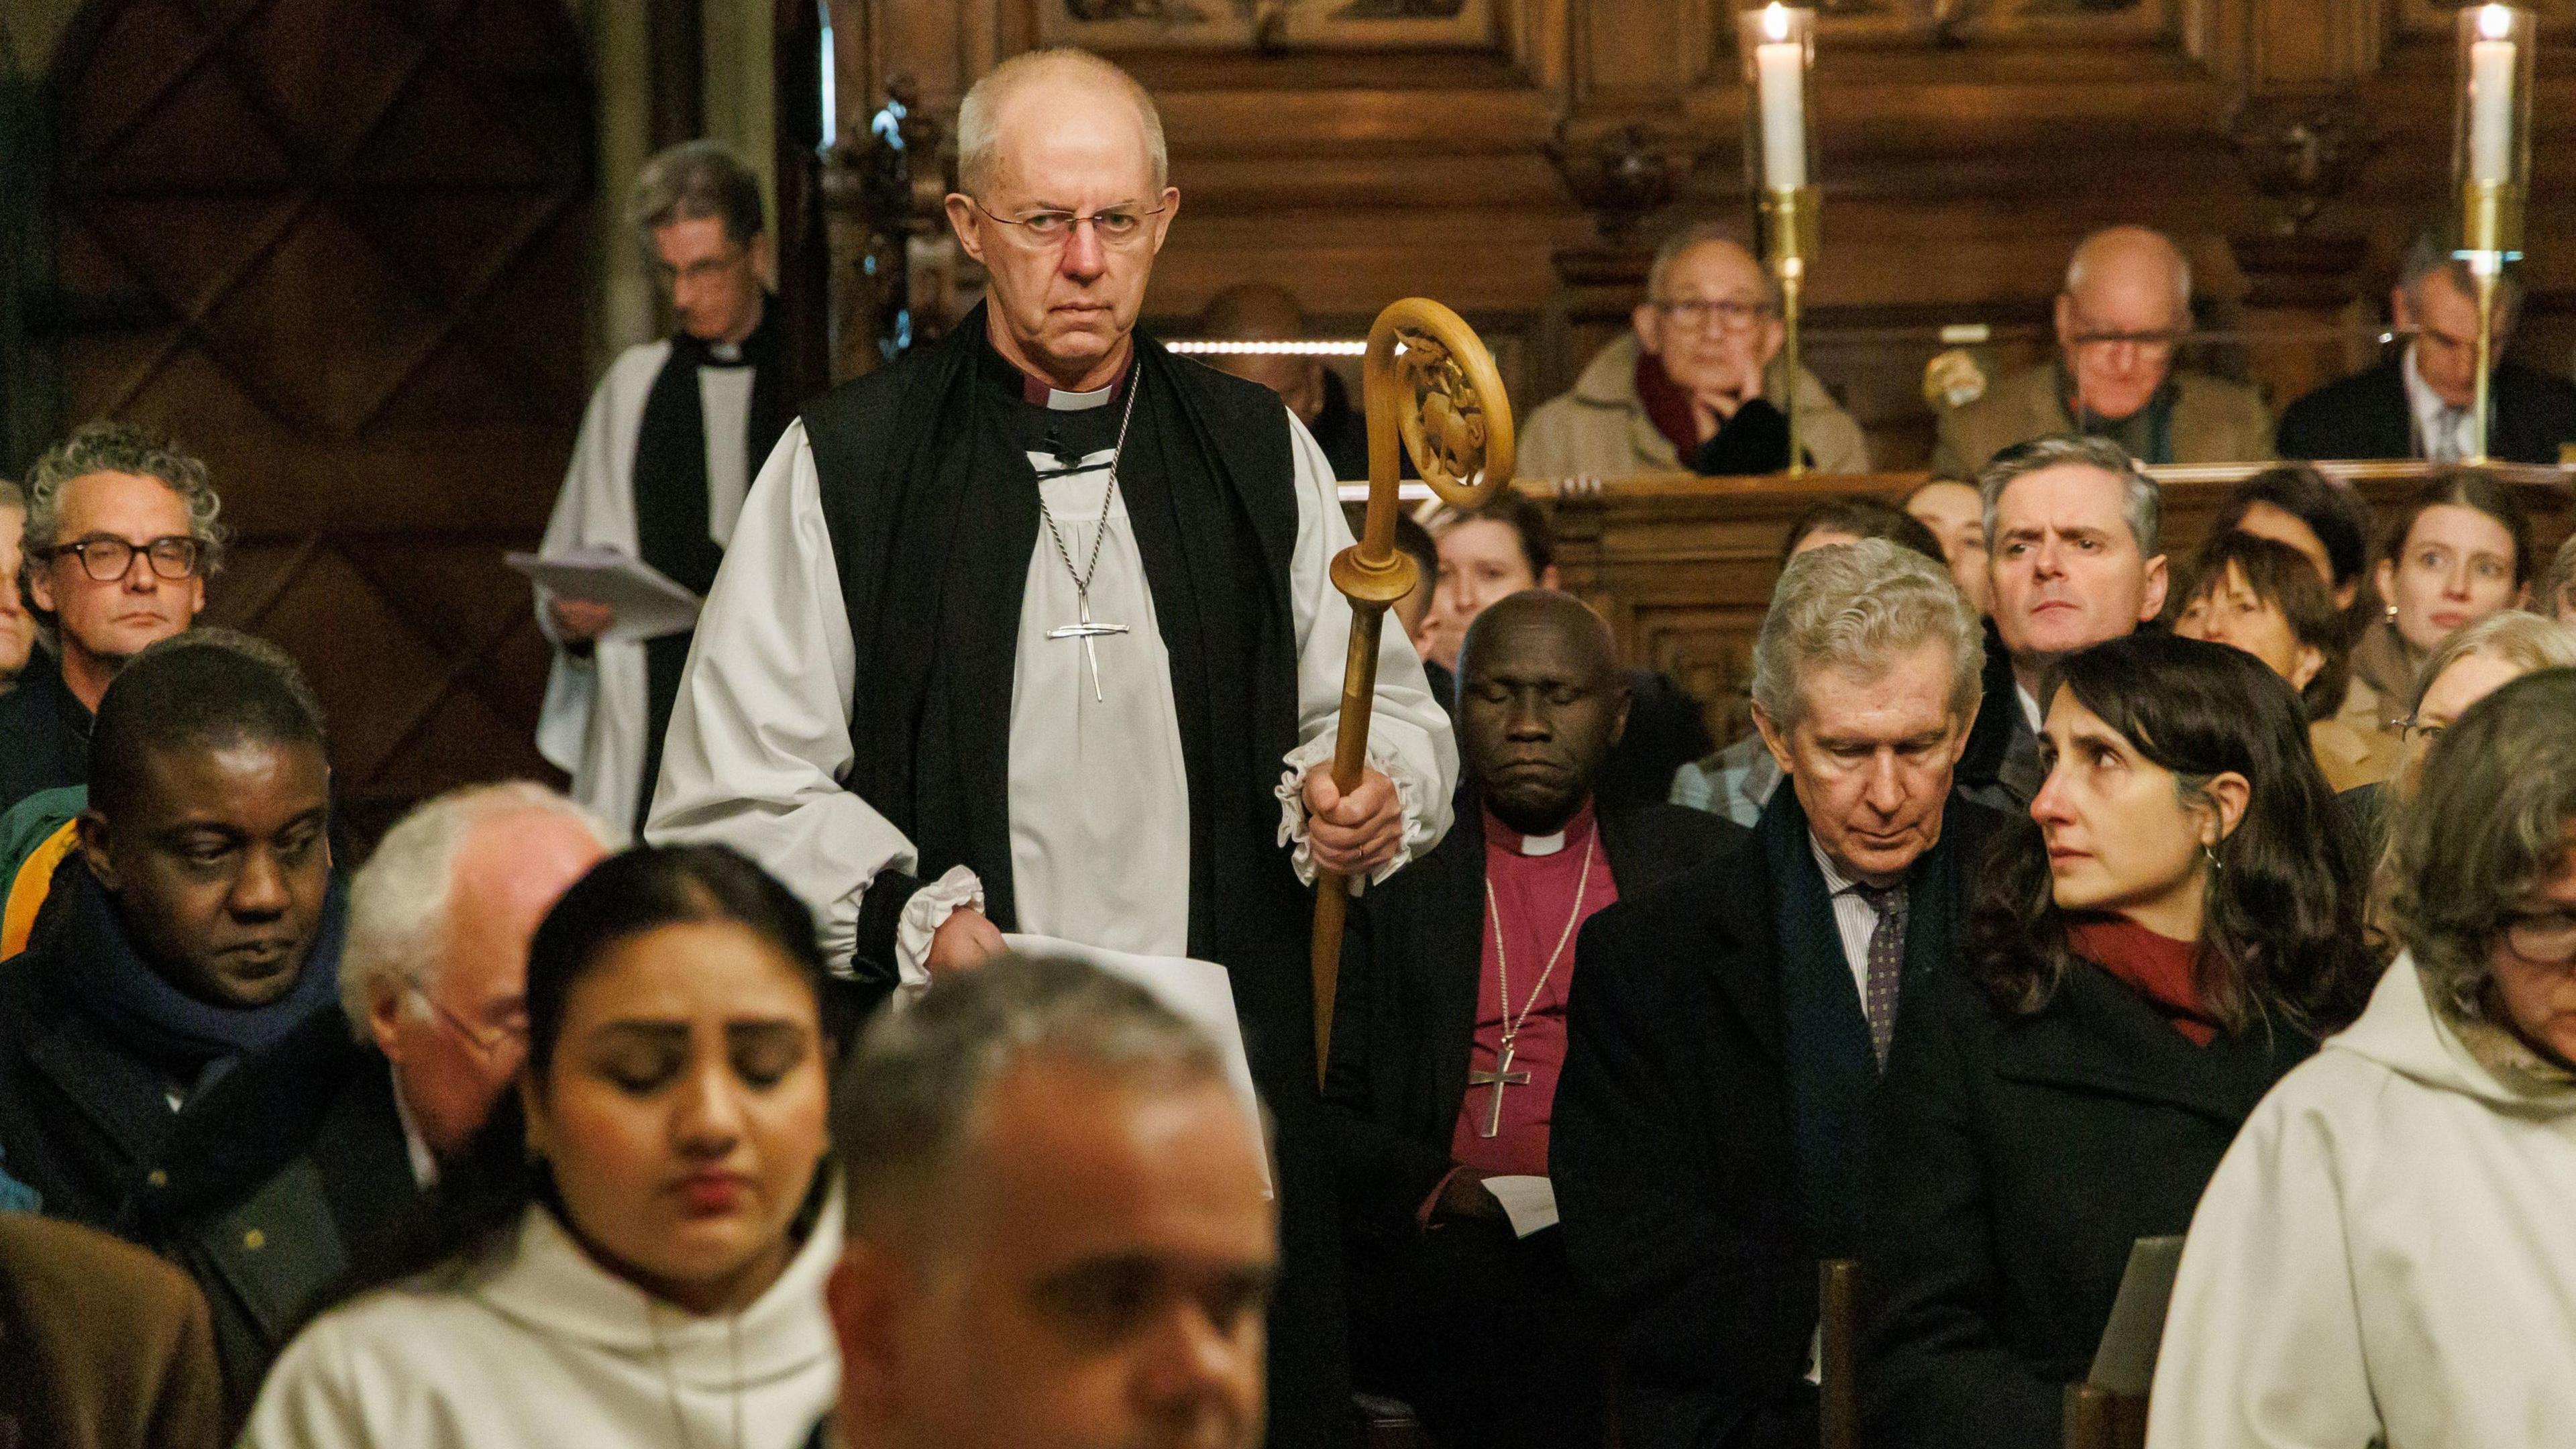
[2065,915,2222,1046]
[1632,350,1703,458]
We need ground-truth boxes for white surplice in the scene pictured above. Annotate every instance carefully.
[534,339,757,843]
[647,392,1456,990]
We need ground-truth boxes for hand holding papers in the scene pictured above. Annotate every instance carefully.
[508,547,702,643]
[1002,934,1273,1197]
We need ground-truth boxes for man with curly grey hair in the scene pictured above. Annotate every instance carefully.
[1554,538,2005,1449]
[534,138,792,842]
[0,421,221,812]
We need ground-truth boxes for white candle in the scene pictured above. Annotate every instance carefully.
[1756,39,1807,190]
[2469,35,2517,184]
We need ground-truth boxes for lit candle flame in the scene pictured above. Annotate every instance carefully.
[1763,2,1791,43]
[2478,4,2514,40]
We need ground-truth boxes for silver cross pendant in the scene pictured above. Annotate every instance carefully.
[1046,592,1130,702]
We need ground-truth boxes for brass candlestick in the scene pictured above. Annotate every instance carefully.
[2461,178,2524,464]
[1761,184,1820,475]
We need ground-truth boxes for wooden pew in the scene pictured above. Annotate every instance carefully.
[1819,1258,1862,1449]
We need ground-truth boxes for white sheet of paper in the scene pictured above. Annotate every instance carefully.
[1483,1175,1558,1238]
[508,547,702,643]
[2088,1234,2186,1396]
[1001,934,1273,1197]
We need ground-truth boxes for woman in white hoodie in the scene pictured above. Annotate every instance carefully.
[244,845,840,1449]
[2147,667,2576,1449]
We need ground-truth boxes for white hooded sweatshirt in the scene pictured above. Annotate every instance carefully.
[2145,953,2576,1449]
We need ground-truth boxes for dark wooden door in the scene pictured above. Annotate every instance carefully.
[48,0,593,842]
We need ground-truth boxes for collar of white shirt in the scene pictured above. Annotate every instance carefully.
[389,1069,439,1191]
[2017,682,2043,735]
[2402,344,2467,459]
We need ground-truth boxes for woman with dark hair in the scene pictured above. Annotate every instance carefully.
[2149,669,2576,1448]
[2172,531,2396,792]
[243,845,839,1449]
[1859,633,2372,1449]
[2206,463,2373,613]
[2349,470,2534,733]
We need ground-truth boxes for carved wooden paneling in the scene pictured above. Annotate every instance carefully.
[50,0,592,842]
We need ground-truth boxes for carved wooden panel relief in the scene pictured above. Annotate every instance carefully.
[1036,0,1504,51]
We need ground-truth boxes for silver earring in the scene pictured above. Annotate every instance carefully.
[2204,843,2223,873]
[2385,602,2399,624]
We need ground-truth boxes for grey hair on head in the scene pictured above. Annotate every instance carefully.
[1750,536,1984,735]
[2385,668,2576,1028]
[2408,610,2576,718]
[2063,225,2192,320]
[2400,225,2524,326]
[836,953,1231,1247]
[22,421,227,576]
[1976,433,2162,560]
[2538,535,2576,623]
[956,48,1168,200]
[339,781,612,1037]
[629,139,766,258]
[1646,222,1781,311]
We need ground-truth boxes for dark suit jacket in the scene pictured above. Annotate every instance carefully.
[1600,670,1718,814]
[1953,620,2037,815]
[1551,787,2000,1449]
[0,1211,225,1449]
[1322,796,1744,1245]
[1858,959,2316,1449]
[2277,356,2576,466]
[0,653,89,816]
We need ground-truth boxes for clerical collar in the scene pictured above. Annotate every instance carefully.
[1019,360,1133,411]
[1486,800,1598,858]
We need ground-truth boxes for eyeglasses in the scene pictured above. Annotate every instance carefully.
[967,197,1169,248]
[2400,718,2447,749]
[2502,908,2576,967]
[1652,298,1775,334]
[2065,329,2182,357]
[48,534,203,583]
[406,977,529,1059]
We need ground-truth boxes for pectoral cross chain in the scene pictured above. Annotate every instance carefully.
[1046,594,1130,703]
[1469,1038,1533,1139]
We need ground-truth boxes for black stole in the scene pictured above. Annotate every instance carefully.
[797,306,1316,1085]
[631,303,794,835]
[1760,786,1969,1257]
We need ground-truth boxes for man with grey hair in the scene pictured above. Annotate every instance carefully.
[341,780,610,1181]
[2279,227,2576,465]
[533,138,792,842]
[1933,225,2273,474]
[0,421,220,812]
[826,953,1275,1449]
[1966,433,2168,809]
[653,48,1448,1440]
[1519,223,1869,478]
[1554,538,2004,1449]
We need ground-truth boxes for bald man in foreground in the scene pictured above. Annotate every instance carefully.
[1933,225,2273,474]
[1520,223,1870,478]
[829,955,1275,1449]
[1323,592,1742,1449]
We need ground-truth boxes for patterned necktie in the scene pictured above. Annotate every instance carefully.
[2431,406,2467,464]
[1857,881,1909,1069]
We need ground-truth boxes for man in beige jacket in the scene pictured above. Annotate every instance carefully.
[1933,225,2273,476]
[1521,226,1870,479]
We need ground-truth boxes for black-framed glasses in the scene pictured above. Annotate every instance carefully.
[1652,297,1774,333]
[967,196,1169,247]
[2503,908,2576,967]
[48,534,203,583]
[2064,329,2183,354]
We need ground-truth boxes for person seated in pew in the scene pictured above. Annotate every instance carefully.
[1517,223,1869,481]
[2171,531,2396,793]
[1933,227,2273,475]
[1195,281,1384,483]
[2278,228,2576,467]
[1903,479,1992,615]
[1958,436,2170,814]
[2538,533,2576,625]
[0,423,221,814]
[1858,633,2374,1449]
[2147,669,2576,1449]
[1554,540,2001,1449]
[2198,464,2383,737]
[244,845,841,1449]
[2348,470,2534,735]
[1324,590,1741,1449]
[0,631,355,1412]
[828,955,1276,1449]
[1670,498,1947,826]
[1424,492,1715,810]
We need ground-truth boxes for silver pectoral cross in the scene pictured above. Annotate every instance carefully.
[1046,592,1130,702]
[1468,1038,1533,1139]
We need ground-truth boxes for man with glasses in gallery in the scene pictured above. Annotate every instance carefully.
[1519,223,1871,478]
[1932,225,2275,475]
[650,46,1454,1444]
[0,421,218,813]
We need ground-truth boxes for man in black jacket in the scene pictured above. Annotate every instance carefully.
[1325,590,1741,1449]
[0,631,362,1412]
[2278,229,2576,466]
[1552,540,2002,1449]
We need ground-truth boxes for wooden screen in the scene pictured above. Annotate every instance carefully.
[48,0,594,842]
